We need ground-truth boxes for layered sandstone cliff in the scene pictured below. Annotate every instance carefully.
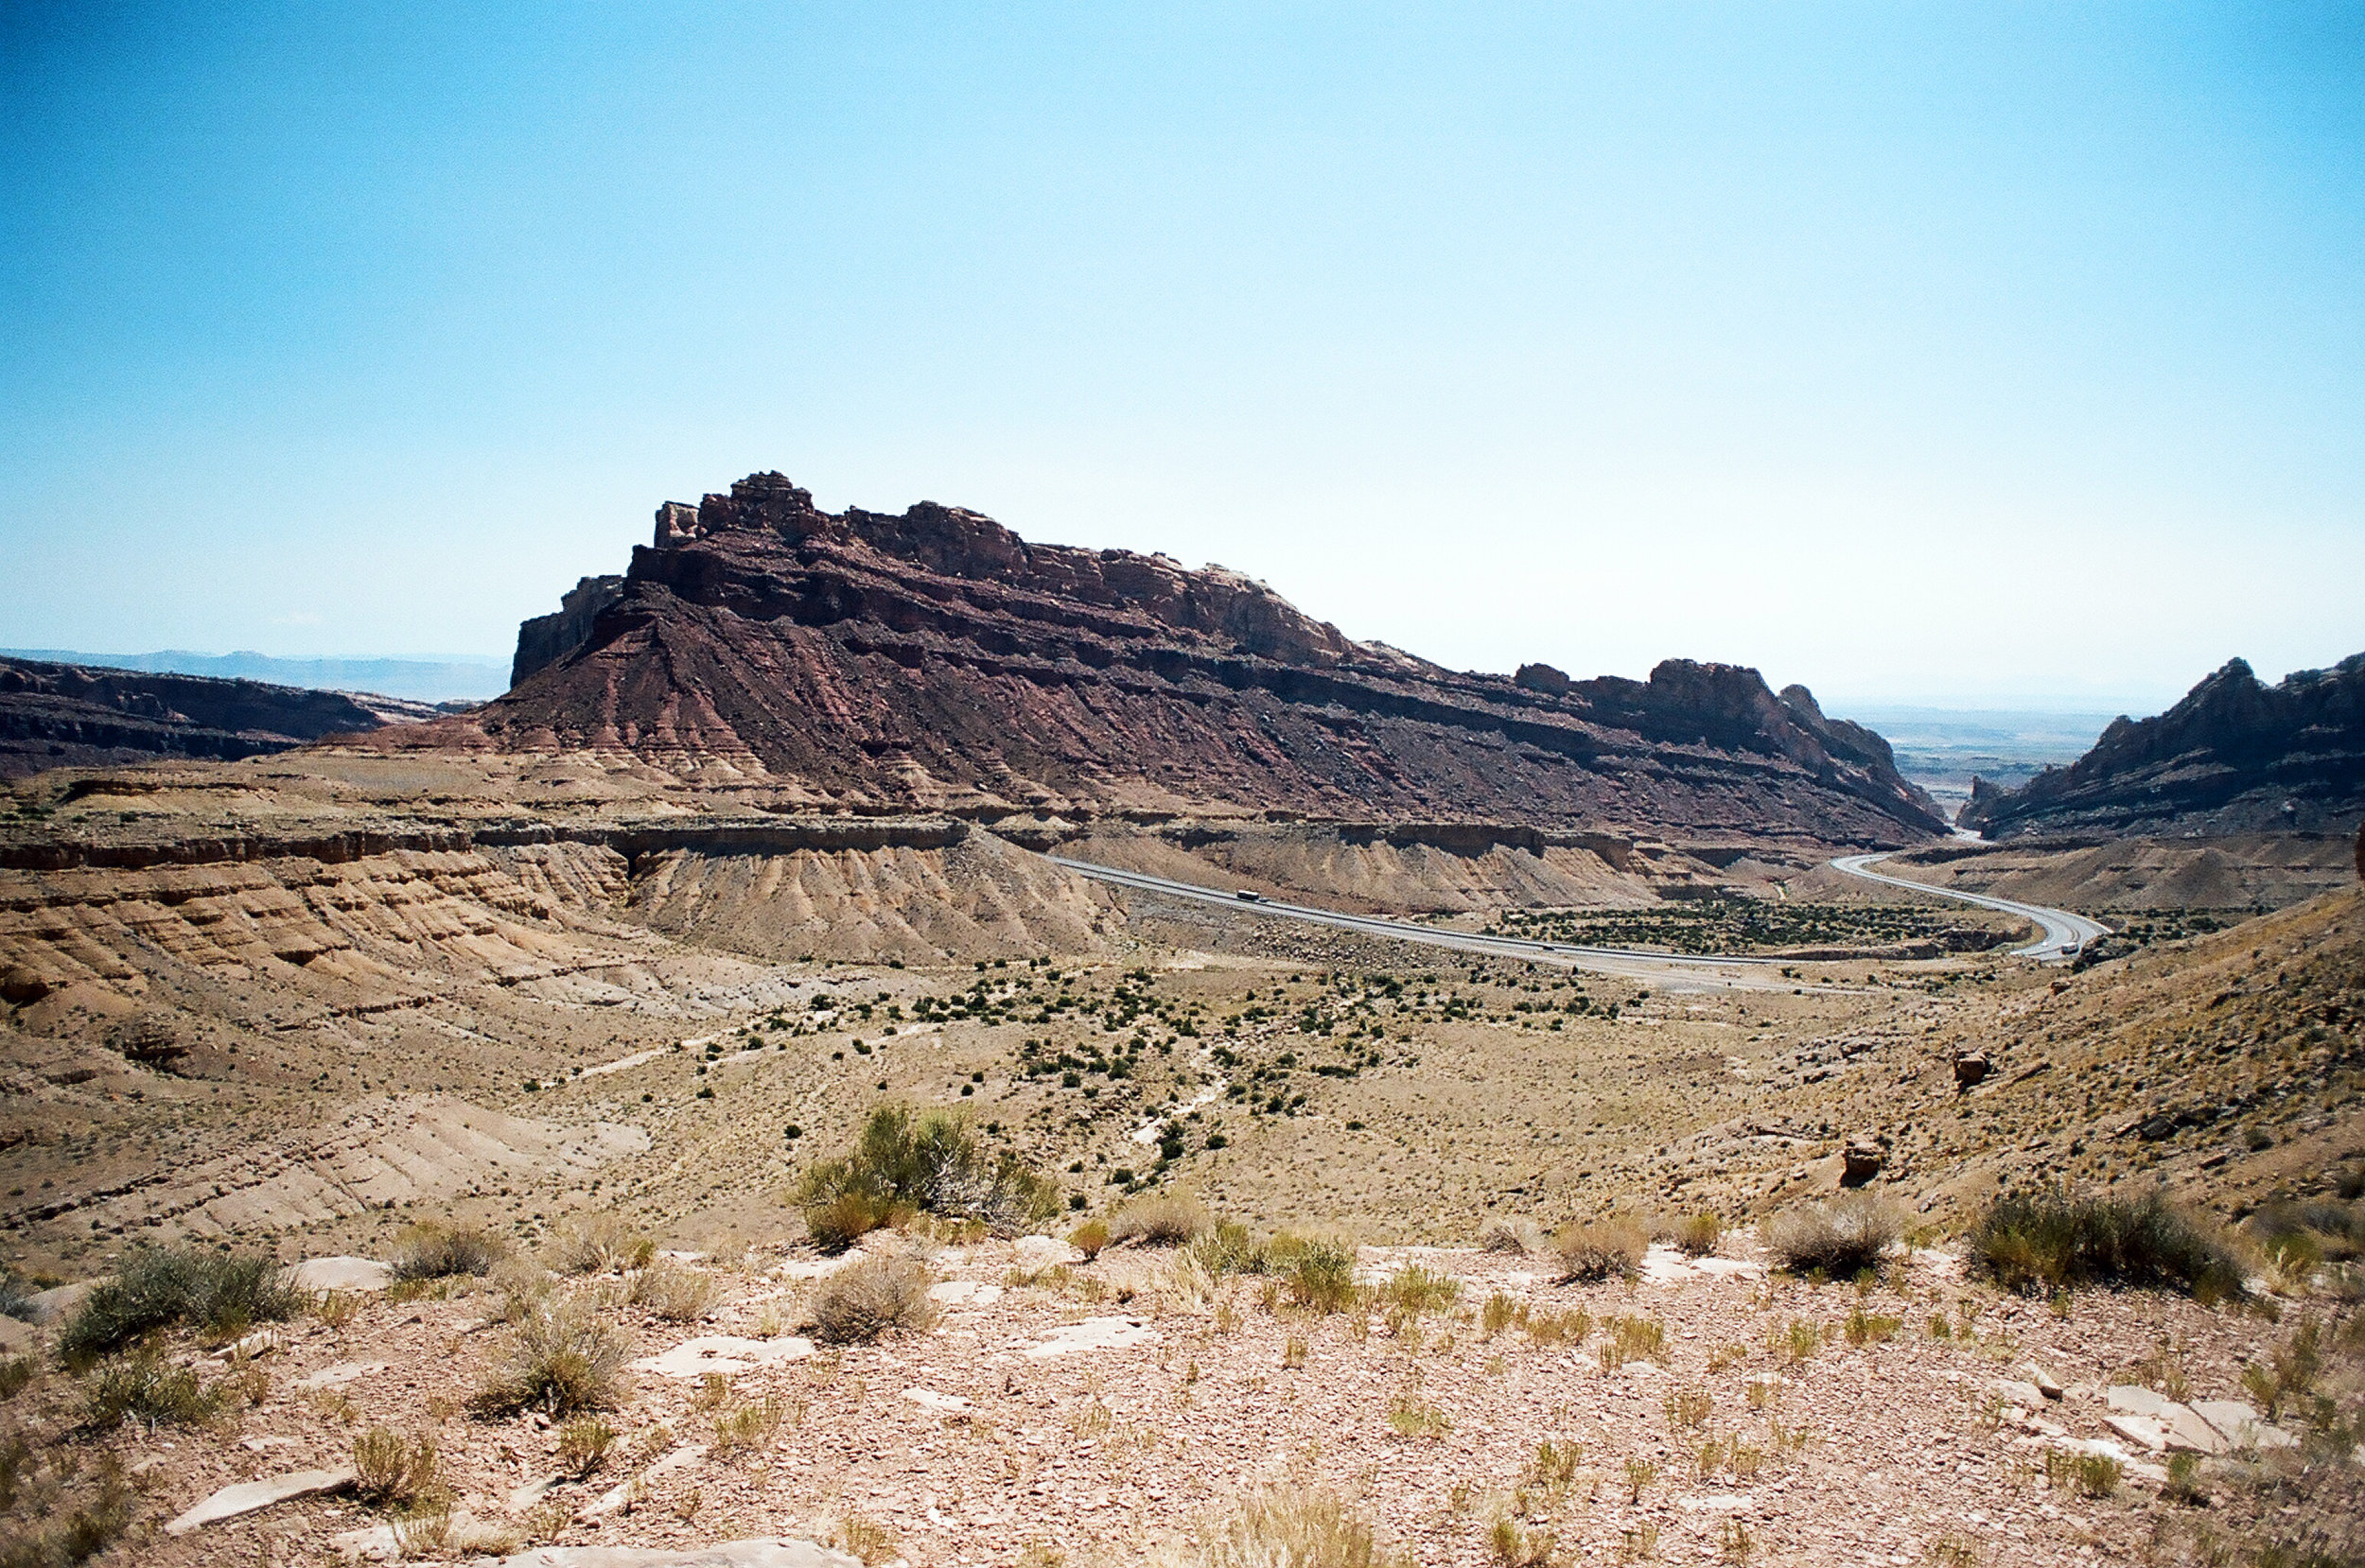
[1962,653,2365,840]
[400,472,1944,846]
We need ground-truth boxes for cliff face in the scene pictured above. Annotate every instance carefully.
[428,471,1944,844]
[0,657,387,779]
[1961,653,2365,839]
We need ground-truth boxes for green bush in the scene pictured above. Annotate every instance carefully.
[794,1106,1058,1251]
[83,1349,222,1430]
[61,1247,302,1366]
[1186,1220,1270,1279]
[1971,1186,2246,1300]
[1278,1240,1359,1315]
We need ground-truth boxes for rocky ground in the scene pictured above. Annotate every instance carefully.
[1,1225,2356,1567]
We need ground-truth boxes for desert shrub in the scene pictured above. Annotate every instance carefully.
[1556,1218,1647,1282]
[553,1415,617,1476]
[352,1428,439,1506]
[1763,1193,1901,1277]
[1376,1263,1460,1324]
[1109,1192,1210,1247]
[2249,1198,2364,1263]
[0,1450,134,1568]
[470,1302,628,1416]
[61,1246,301,1366]
[795,1106,1058,1251]
[1675,1213,1724,1258]
[1385,1389,1451,1437]
[812,1255,937,1345]
[1971,1186,2245,1300]
[1278,1240,1359,1315]
[390,1223,509,1282]
[1186,1220,1270,1279]
[805,1193,901,1254]
[1199,1486,1387,1568]
[1067,1219,1110,1261]
[712,1394,790,1455]
[626,1261,719,1323]
[82,1349,221,1430]
[1480,1220,1533,1255]
[546,1215,655,1276]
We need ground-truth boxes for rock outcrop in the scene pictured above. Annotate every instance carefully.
[0,657,389,778]
[419,472,1945,845]
[1961,653,2365,840]
[512,574,625,687]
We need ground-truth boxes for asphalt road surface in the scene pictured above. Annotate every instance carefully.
[1044,856,1792,991]
[1828,851,2110,961]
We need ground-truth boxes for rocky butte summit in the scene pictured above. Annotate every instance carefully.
[396,471,1948,846]
[1961,652,2365,840]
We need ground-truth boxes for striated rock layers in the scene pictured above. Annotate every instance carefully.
[403,472,1946,846]
[1962,653,2365,840]
[0,656,388,779]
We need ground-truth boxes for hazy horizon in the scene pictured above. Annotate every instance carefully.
[5,6,2357,713]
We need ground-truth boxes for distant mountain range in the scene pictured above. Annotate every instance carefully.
[0,650,508,704]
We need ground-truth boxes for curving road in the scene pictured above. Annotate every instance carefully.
[1045,855,1792,991]
[1828,851,2109,961]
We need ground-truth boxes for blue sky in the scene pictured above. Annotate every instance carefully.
[3,4,2358,713]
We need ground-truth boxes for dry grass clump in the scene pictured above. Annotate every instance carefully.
[1763,1193,1901,1277]
[546,1215,656,1276]
[390,1223,509,1282]
[796,1105,1059,1252]
[1110,1193,1211,1247]
[1197,1486,1401,1568]
[0,1448,134,1567]
[712,1393,793,1455]
[1556,1218,1646,1282]
[1675,1213,1724,1258]
[1971,1186,2246,1301]
[61,1246,302,1365]
[470,1301,629,1416]
[1376,1263,1460,1325]
[1068,1219,1111,1261]
[627,1260,720,1323]
[553,1415,617,1476]
[352,1427,439,1506]
[812,1255,937,1345]
[1480,1220,1535,1255]
[1277,1239,1360,1315]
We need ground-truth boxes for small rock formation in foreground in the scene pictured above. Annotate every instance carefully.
[1961,652,2365,840]
[399,472,1948,845]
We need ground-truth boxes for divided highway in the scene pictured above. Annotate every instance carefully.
[1827,851,2109,961]
[1044,856,1789,991]
[1047,849,2106,979]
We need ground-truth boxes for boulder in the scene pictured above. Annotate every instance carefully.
[289,1257,393,1293]
[166,1467,355,1534]
[1841,1137,1885,1185]
[1953,1052,1991,1089]
[632,1336,815,1378]
[2010,1363,2063,1401]
[2106,1385,2169,1418]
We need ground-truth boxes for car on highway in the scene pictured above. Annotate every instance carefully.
[1235,889,1262,902]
